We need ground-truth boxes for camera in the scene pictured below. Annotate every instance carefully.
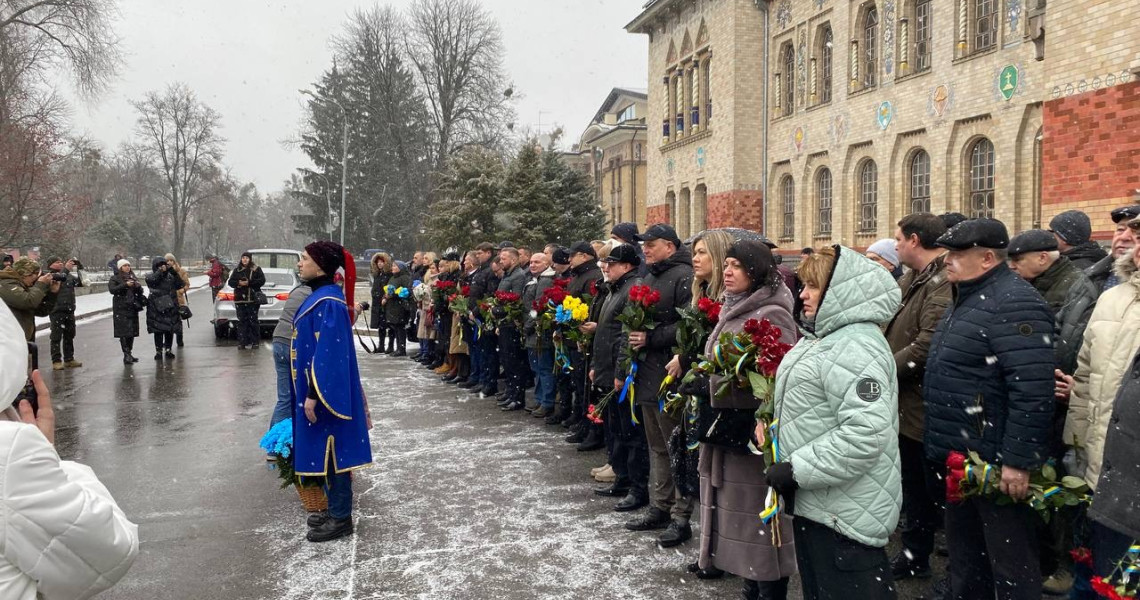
[70,258,84,270]
[50,273,68,282]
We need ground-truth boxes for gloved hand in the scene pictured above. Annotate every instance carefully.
[764,462,798,495]
[678,372,710,397]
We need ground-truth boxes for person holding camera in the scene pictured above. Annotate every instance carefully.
[109,259,146,364]
[164,254,191,348]
[0,258,59,341]
[0,300,139,599]
[145,257,182,360]
[45,257,86,370]
[228,252,265,350]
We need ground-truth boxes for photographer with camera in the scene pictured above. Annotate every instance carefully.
[45,257,86,370]
[145,257,182,360]
[0,258,59,341]
[0,300,139,599]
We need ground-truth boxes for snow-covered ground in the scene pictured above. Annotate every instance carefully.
[34,275,210,332]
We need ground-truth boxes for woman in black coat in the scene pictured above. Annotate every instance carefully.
[108,259,146,364]
[383,260,413,356]
[227,252,266,350]
[146,256,182,359]
[370,252,392,352]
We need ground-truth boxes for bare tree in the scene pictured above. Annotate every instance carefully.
[131,83,224,256]
[405,0,513,170]
[0,0,122,98]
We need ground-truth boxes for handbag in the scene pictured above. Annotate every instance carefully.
[696,374,759,452]
[178,305,193,320]
[254,290,268,305]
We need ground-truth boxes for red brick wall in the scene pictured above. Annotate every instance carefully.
[707,190,765,231]
[647,204,671,226]
[1043,81,1140,240]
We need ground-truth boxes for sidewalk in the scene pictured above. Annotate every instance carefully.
[34,275,210,331]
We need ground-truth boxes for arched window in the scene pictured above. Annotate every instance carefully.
[975,0,998,51]
[820,25,833,103]
[864,6,879,88]
[909,150,931,214]
[817,168,833,235]
[859,160,878,232]
[914,0,932,71]
[783,45,795,115]
[781,176,795,238]
[969,138,995,218]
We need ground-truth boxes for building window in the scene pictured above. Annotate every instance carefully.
[704,57,713,126]
[617,104,637,123]
[859,160,878,232]
[864,6,879,88]
[969,138,995,218]
[915,0,932,72]
[975,0,998,51]
[781,176,795,238]
[820,25,833,103]
[817,168,833,235]
[909,150,931,214]
[783,45,795,115]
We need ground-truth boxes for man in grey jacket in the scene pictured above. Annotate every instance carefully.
[496,247,529,411]
[269,284,313,440]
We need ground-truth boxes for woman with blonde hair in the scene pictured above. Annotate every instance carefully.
[413,259,439,364]
[369,252,392,352]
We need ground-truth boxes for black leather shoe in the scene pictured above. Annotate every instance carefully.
[544,411,565,425]
[594,485,629,497]
[564,429,586,444]
[500,401,523,411]
[393,350,407,357]
[458,380,480,389]
[481,387,498,396]
[496,397,514,407]
[561,414,580,428]
[154,352,162,360]
[658,520,692,548]
[625,507,671,530]
[307,511,330,528]
[577,428,604,451]
[164,350,176,359]
[467,385,483,394]
[613,494,649,512]
[890,551,932,580]
[306,516,354,542]
[686,561,725,580]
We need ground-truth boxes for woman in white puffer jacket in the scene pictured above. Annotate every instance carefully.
[0,301,138,599]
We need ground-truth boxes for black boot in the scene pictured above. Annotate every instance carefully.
[576,425,605,451]
[743,578,788,600]
[123,352,133,365]
[687,561,726,580]
[306,516,354,542]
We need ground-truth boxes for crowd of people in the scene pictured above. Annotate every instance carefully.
[344,206,1138,599]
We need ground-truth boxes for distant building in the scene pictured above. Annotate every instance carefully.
[572,88,649,230]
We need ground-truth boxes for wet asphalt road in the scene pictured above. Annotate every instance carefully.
[43,287,965,599]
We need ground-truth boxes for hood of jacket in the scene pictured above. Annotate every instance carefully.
[1113,250,1139,283]
[648,244,693,276]
[0,269,26,285]
[812,246,902,338]
[151,256,168,272]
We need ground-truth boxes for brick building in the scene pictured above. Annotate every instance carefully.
[570,88,650,230]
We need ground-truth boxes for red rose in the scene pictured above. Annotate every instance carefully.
[554,278,569,288]
[707,302,721,323]
[946,451,967,470]
[1070,547,1094,568]
[946,471,964,504]
[1090,577,1126,600]
[646,289,661,305]
[461,285,471,296]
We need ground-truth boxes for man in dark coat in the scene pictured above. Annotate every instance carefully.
[495,247,529,411]
[883,212,951,582]
[145,257,182,359]
[382,261,413,356]
[45,257,85,370]
[627,224,695,544]
[610,222,647,276]
[563,241,602,439]
[924,218,1056,600]
[1051,210,1108,271]
[464,242,499,395]
[1085,204,1140,294]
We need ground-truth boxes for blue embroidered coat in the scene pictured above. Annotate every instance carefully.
[291,282,373,476]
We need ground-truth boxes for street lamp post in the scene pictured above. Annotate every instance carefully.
[300,90,348,246]
[310,173,335,239]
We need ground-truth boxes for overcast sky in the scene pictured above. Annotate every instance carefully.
[63,0,649,191]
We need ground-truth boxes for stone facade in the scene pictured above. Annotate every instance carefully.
[573,89,650,230]
[627,0,767,238]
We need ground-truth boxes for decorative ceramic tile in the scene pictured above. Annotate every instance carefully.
[883,0,896,77]
[777,0,792,30]
[876,101,894,130]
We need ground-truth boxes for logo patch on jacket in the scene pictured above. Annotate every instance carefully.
[856,378,883,402]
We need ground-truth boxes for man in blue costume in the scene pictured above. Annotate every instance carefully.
[292,241,373,543]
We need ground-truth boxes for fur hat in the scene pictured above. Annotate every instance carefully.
[10,258,40,277]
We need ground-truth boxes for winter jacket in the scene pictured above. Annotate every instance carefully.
[1027,256,1098,375]
[145,261,182,335]
[634,246,693,405]
[0,422,139,600]
[468,261,496,301]
[883,253,952,442]
[272,285,313,345]
[1063,241,1108,271]
[566,261,601,300]
[1065,254,1140,491]
[227,264,265,304]
[1087,347,1140,541]
[924,262,1056,470]
[170,265,190,307]
[108,271,145,339]
[522,268,555,349]
[48,268,84,315]
[497,265,528,297]
[1086,254,1119,295]
[383,270,414,326]
[772,245,902,548]
[0,270,57,340]
[591,270,638,387]
[206,261,226,288]
[370,270,391,329]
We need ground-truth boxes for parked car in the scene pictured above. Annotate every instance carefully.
[246,248,302,271]
[211,267,300,339]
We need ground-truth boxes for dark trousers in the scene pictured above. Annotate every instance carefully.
[793,516,897,600]
[324,457,353,520]
[467,323,483,384]
[386,325,406,352]
[49,313,76,362]
[153,331,173,351]
[605,387,649,500]
[498,327,525,401]
[211,285,222,301]
[119,337,135,354]
[946,497,1041,600]
[235,303,260,346]
[569,349,587,419]
[899,436,944,563]
[480,331,499,393]
[556,369,574,416]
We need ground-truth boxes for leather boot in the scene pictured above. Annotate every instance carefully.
[744,577,789,600]
[576,425,605,451]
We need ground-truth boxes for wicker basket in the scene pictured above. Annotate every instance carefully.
[296,484,328,512]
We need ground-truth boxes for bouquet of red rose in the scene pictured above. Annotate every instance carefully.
[945,450,1091,522]
[534,279,570,338]
[448,284,470,315]
[490,291,524,329]
[674,297,722,363]
[610,285,661,425]
[432,279,457,305]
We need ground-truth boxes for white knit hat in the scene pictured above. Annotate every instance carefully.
[117,259,131,270]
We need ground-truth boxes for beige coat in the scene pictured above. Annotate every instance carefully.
[1066,254,1140,491]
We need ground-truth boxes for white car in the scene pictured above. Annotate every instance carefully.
[212,267,300,339]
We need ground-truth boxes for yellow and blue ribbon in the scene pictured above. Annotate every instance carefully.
[617,360,639,425]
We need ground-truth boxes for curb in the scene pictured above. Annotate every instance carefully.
[34,283,211,332]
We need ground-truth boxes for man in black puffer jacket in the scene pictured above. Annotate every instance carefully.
[1050,210,1107,271]
[924,218,1056,600]
[563,241,602,439]
[626,224,694,546]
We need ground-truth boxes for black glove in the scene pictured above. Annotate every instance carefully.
[678,372,710,397]
[764,462,798,495]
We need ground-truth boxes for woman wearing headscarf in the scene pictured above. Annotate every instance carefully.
[765,246,902,599]
[108,259,145,364]
[369,252,391,353]
[145,257,182,360]
[695,240,799,599]
[383,260,414,356]
[227,252,266,350]
[164,253,190,347]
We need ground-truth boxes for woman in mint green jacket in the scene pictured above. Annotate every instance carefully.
[764,245,903,599]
